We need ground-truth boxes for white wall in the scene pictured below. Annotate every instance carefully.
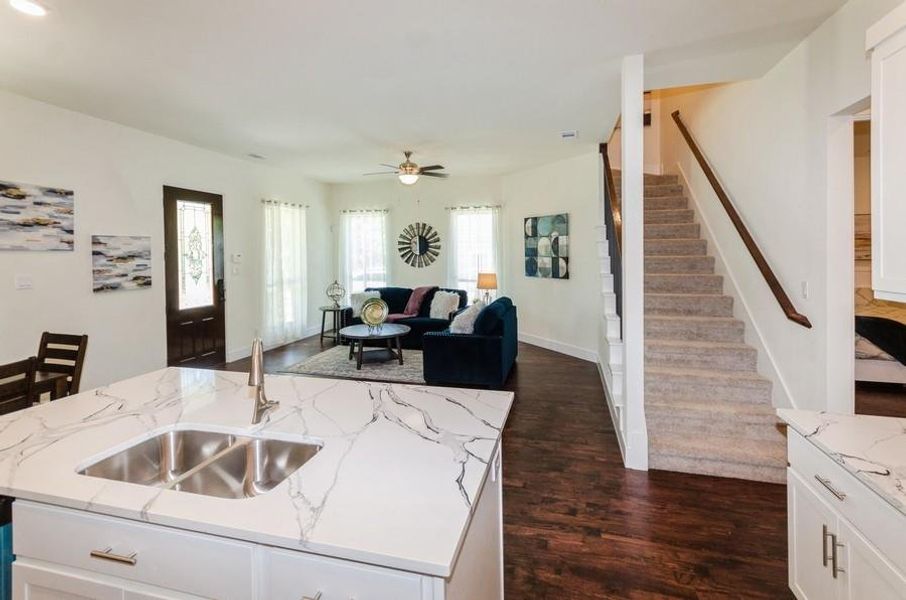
[656,0,901,411]
[0,90,331,390]
[502,152,602,361]
[606,92,663,174]
[328,176,503,295]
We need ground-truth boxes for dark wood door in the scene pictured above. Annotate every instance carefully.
[163,186,226,366]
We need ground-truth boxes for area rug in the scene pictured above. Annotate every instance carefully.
[280,345,426,384]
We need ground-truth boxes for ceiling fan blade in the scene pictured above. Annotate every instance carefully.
[418,165,445,172]
[420,172,449,178]
[380,163,402,170]
[363,171,398,176]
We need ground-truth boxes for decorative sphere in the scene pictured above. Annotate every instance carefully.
[326,280,345,307]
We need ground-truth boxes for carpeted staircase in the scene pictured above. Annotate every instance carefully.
[614,171,787,484]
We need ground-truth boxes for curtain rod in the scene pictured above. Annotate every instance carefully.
[261,199,309,208]
[445,204,502,210]
[340,208,389,214]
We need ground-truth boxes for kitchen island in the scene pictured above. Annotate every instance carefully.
[0,367,514,599]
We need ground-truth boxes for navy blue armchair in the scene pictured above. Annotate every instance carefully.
[422,297,517,388]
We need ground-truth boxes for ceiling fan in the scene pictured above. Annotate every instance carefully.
[364,151,449,185]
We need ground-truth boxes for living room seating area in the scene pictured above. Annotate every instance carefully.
[336,285,517,388]
[342,286,468,350]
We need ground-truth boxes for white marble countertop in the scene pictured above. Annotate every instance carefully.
[0,367,514,577]
[778,409,906,517]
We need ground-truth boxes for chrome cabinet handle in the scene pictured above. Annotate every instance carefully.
[831,534,845,578]
[822,524,832,567]
[90,547,137,566]
[814,475,846,501]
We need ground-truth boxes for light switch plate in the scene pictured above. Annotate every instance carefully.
[14,275,33,290]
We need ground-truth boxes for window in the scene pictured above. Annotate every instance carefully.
[263,201,307,346]
[176,199,214,310]
[448,207,500,298]
[340,210,388,295]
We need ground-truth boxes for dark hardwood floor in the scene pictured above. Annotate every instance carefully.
[220,337,792,599]
[855,381,906,418]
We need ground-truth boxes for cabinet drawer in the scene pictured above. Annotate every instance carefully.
[788,431,906,575]
[265,547,424,600]
[13,501,254,599]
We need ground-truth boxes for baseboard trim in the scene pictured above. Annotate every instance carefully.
[518,333,598,363]
[597,359,626,462]
[226,325,321,362]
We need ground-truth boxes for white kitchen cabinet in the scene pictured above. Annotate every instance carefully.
[787,429,906,600]
[13,561,123,600]
[838,519,906,600]
[788,471,839,600]
[868,3,906,301]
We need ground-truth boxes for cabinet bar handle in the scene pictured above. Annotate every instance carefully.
[814,475,846,501]
[831,534,845,579]
[90,547,138,566]
[302,593,322,600]
[822,524,831,567]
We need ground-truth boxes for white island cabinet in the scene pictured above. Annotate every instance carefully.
[780,410,906,600]
[0,368,513,600]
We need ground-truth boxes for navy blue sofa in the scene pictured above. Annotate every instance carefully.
[422,297,517,388]
[342,286,467,350]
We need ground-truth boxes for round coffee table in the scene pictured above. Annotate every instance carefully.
[339,324,411,370]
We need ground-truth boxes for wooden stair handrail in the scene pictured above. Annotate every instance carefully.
[671,110,812,329]
[599,143,622,253]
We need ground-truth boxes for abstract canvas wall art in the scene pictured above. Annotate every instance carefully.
[0,179,74,251]
[525,213,569,279]
[92,235,152,292]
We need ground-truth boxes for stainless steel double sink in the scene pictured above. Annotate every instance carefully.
[79,429,321,499]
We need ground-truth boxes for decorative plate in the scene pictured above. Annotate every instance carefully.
[398,222,441,268]
[360,298,389,329]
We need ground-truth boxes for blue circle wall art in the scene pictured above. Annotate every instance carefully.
[524,213,568,279]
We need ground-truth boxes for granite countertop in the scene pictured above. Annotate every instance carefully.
[0,367,514,577]
[778,409,906,517]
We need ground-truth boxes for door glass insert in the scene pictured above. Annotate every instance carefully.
[176,200,214,310]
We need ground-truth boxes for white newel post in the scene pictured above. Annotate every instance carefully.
[620,54,648,470]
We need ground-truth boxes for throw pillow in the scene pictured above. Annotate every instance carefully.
[430,290,461,319]
[404,286,434,316]
[350,291,380,318]
[450,301,485,334]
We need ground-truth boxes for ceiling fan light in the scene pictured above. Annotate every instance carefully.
[10,0,46,16]
[398,173,419,185]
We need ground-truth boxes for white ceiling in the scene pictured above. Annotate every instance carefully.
[0,0,846,182]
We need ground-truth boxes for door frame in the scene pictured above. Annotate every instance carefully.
[162,186,226,366]
[825,97,870,415]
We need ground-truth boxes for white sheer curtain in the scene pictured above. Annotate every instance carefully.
[447,206,500,298]
[339,210,389,297]
[262,201,307,346]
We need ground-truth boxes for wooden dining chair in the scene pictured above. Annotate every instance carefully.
[0,357,36,415]
[36,332,88,396]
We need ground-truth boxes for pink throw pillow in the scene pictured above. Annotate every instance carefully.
[404,286,433,316]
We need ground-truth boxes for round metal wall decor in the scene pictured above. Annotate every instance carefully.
[398,222,441,268]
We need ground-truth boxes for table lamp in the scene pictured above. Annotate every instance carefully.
[476,272,498,305]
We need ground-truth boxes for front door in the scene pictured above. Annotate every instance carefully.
[163,186,226,366]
